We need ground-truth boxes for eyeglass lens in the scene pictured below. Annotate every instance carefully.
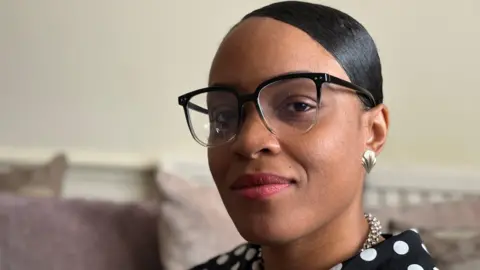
[187,77,324,146]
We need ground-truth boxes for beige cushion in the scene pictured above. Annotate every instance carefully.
[155,171,244,270]
[0,154,68,198]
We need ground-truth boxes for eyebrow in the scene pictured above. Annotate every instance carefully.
[209,70,315,90]
[209,82,236,89]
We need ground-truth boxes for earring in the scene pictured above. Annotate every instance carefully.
[362,150,376,173]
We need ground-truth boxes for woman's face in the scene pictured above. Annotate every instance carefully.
[208,18,388,245]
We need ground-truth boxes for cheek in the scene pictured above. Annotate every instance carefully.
[208,148,230,186]
[293,118,365,197]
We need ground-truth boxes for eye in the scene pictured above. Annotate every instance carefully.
[280,97,317,113]
[207,109,237,139]
[272,97,318,122]
[287,102,314,112]
[209,107,238,132]
[212,109,236,123]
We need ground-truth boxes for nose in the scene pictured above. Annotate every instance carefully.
[231,103,281,159]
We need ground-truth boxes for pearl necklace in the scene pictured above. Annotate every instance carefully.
[257,213,382,269]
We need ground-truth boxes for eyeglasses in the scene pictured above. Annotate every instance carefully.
[178,72,376,147]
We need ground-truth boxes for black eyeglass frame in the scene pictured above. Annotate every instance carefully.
[178,72,377,147]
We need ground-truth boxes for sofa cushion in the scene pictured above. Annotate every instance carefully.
[155,171,244,270]
[381,197,480,270]
[0,154,68,198]
[389,220,480,270]
[0,194,162,270]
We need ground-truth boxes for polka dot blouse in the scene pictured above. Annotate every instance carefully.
[190,230,438,270]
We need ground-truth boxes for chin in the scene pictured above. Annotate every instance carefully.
[232,211,305,246]
[221,190,320,246]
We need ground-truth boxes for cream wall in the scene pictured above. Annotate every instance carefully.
[1,0,479,171]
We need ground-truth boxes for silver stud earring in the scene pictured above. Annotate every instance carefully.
[362,150,376,173]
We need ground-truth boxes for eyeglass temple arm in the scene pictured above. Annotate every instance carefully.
[326,75,376,107]
[186,102,208,114]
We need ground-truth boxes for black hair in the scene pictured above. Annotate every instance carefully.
[241,1,383,105]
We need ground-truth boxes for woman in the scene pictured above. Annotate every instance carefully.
[178,1,436,269]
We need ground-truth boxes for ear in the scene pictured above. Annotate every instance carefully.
[363,104,389,155]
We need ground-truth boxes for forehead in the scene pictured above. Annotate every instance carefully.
[209,17,349,90]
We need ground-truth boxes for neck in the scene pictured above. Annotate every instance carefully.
[261,203,368,270]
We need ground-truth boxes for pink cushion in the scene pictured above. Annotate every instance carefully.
[0,194,162,270]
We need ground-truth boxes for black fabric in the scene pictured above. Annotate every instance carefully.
[190,230,437,270]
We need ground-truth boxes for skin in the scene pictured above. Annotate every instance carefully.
[207,17,389,270]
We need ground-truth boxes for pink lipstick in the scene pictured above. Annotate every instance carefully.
[230,173,293,200]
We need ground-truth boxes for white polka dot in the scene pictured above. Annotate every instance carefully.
[245,248,257,260]
[234,245,247,256]
[216,254,229,265]
[433,267,439,270]
[393,241,409,255]
[422,243,429,254]
[252,260,262,270]
[360,248,377,261]
[231,261,240,270]
[407,264,424,270]
[410,228,419,233]
[330,263,343,270]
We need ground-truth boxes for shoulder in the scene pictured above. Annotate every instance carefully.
[189,243,262,270]
[351,229,438,270]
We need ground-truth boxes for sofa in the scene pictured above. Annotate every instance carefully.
[0,156,244,270]
[0,194,161,270]
[1,156,479,270]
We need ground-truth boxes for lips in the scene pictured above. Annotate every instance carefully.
[230,173,294,200]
